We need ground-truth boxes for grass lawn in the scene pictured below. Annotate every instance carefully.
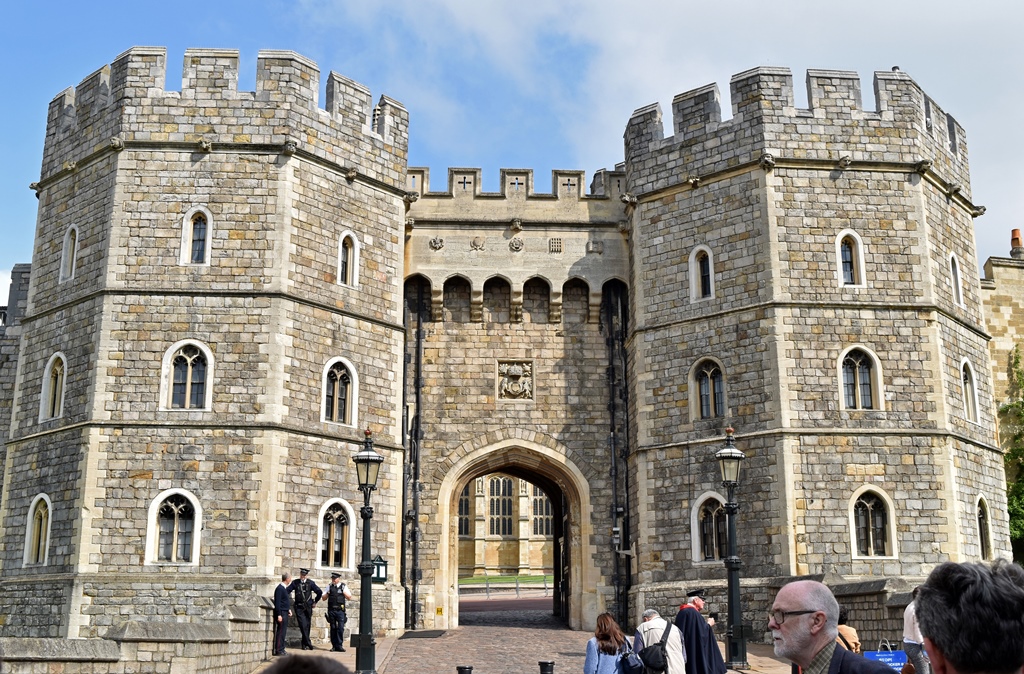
[458,574,553,585]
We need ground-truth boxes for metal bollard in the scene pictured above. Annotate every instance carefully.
[539,661,555,674]
[457,667,474,674]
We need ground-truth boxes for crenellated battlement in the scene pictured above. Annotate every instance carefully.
[39,47,408,186]
[406,167,627,225]
[625,66,971,200]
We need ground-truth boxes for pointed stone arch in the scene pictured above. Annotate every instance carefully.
[432,433,599,631]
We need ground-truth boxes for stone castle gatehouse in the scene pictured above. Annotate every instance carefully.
[0,47,1021,670]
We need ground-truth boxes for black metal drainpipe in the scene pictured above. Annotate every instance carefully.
[400,285,412,629]
[409,281,425,630]
[616,288,633,624]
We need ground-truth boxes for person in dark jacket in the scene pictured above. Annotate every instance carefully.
[325,572,353,652]
[273,573,293,656]
[768,580,892,674]
[288,568,324,650]
[916,560,1024,674]
[674,589,727,674]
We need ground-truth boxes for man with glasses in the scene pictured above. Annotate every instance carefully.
[768,580,891,674]
[916,560,1024,674]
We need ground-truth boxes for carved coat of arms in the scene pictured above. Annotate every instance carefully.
[497,361,533,400]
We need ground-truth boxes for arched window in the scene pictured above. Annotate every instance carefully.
[962,361,979,423]
[60,226,78,282]
[841,348,877,410]
[180,207,213,266]
[40,353,67,421]
[145,489,202,565]
[489,477,514,536]
[978,499,991,560]
[699,498,727,561]
[532,486,552,536]
[950,254,964,306]
[458,485,472,537]
[161,341,214,411]
[322,358,358,426]
[695,360,725,419]
[835,230,865,287]
[24,494,51,566]
[688,246,715,301]
[158,495,195,562]
[337,232,360,287]
[171,345,207,409]
[853,492,889,556]
[321,503,350,568]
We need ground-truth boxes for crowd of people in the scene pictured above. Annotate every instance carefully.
[585,560,1024,674]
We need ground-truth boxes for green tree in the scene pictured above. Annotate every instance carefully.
[999,344,1024,560]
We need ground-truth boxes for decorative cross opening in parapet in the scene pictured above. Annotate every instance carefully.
[510,177,523,191]
[458,176,472,190]
[562,178,576,190]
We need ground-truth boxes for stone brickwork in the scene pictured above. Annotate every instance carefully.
[982,233,1024,438]
[0,49,1020,672]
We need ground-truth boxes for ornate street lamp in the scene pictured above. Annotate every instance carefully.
[715,427,748,669]
[352,429,385,674]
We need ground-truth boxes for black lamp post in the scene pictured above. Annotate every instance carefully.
[715,427,748,669]
[352,429,384,674]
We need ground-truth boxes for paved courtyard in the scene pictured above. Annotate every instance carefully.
[252,594,792,674]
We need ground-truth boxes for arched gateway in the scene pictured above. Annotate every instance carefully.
[432,437,599,630]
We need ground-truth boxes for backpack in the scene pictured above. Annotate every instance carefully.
[621,639,646,674]
[638,621,673,674]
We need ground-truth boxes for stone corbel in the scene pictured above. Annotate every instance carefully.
[404,191,419,205]
[947,183,962,197]
[914,159,932,175]
[759,153,776,171]
[620,193,637,206]
[109,137,124,152]
[281,140,297,156]
[510,218,523,233]
[687,176,701,188]
[62,160,77,173]
[198,139,213,153]
[837,156,853,169]
[345,168,358,182]
[971,206,986,218]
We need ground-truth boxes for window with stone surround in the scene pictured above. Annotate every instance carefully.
[23,493,51,567]
[459,485,472,537]
[849,487,896,559]
[322,358,358,427]
[160,340,214,411]
[489,477,514,536]
[962,360,979,423]
[839,347,882,411]
[338,232,361,287]
[693,359,726,420]
[532,486,552,536]
[688,245,715,301]
[949,253,964,307]
[319,499,354,570]
[60,225,78,282]
[978,498,991,560]
[39,352,67,422]
[835,230,865,287]
[179,206,213,266]
[145,489,202,566]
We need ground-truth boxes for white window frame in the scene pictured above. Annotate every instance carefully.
[961,358,980,424]
[60,225,79,283]
[337,231,361,288]
[320,356,359,428]
[23,493,53,567]
[835,229,866,288]
[159,340,215,411]
[837,345,885,411]
[316,498,357,572]
[949,253,964,307]
[179,206,213,266]
[690,490,728,564]
[848,485,898,560]
[39,352,68,422]
[145,488,202,566]
[688,245,715,302]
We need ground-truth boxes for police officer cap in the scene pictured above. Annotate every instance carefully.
[331,572,342,579]
[687,588,706,598]
[299,567,310,574]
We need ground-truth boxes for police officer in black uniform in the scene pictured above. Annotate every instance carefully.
[287,567,323,650]
[325,571,354,652]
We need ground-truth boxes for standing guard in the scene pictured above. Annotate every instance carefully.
[287,567,323,650]
[325,571,354,652]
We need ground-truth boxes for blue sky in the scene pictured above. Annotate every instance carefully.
[2,1,1022,299]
